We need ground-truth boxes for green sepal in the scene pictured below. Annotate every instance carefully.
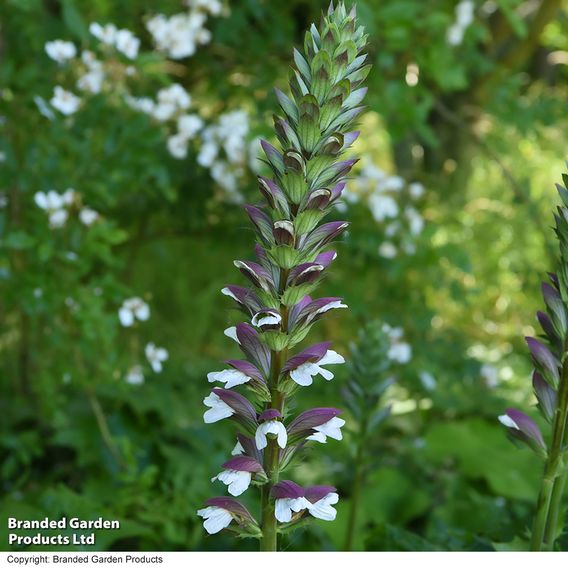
[262,331,290,351]
[275,89,299,124]
[346,63,372,86]
[295,209,326,235]
[312,66,331,103]
[257,290,281,310]
[293,48,311,82]
[277,376,299,397]
[330,78,352,100]
[280,170,307,204]
[297,114,321,154]
[281,282,318,307]
[288,324,312,348]
[319,95,343,130]
[268,245,301,269]
[306,155,335,185]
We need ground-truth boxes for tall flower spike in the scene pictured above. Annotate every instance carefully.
[498,170,568,551]
[198,2,368,551]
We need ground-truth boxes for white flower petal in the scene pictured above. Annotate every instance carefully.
[197,506,233,535]
[119,307,134,327]
[208,369,251,389]
[203,392,234,423]
[255,420,287,450]
[308,493,339,521]
[224,326,240,344]
[231,440,244,455]
[498,414,519,429]
[290,363,317,386]
[318,350,345,366]
[213,470,252,496]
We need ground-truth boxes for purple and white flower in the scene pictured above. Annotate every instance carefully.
[307,417,346,443]
[197,497,255,535]
[255,409,287,450]
[211,456,264,496]
[271,481,311,523]
[284,342,345,387]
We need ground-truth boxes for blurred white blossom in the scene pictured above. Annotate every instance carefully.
[50,86,81,115]
[145,343,169,373]
[125,365,144,385]
[382,323,412,364]
[378,242,397,258]
[79,208,100,226]
[446,0,474,46]
[45,40,76,64]
[118,297,150,327]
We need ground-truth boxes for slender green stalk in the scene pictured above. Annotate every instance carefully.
[544,473,567,550]
[531,335,568,551]
[260,279,288,551]
[344,418,367,551]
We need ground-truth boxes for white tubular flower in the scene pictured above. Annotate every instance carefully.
[251,310,281,328]
[118,297,150,327]
[255,420,287,450]
[211,470,252,497]
[48,209,68,229]
[79,208,99,226]
[369,193,398,222]
[34,190,63,211]
[167,133,189,159]
[89,22,117,45]
[379,242,397,258]
[203,392,234,423]
[307,417,346,443]
[50,86,81,116]
[315,300,348,317]
[115,29,140,59]
[178,114,203,138]
[125,365,144,385]
[387,342,412,364]
[45,40,76,64]
[196,506,233,535]
[308,492,339,521]
[77,68,104,94]
[274,497,310,523]
[290,350,345,387]
[145,343,169,373]
[207,369,250,389]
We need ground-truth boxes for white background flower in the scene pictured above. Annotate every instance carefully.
[45,40,76,64]
[118,297,150,327]
[145,343,169,372]
[50,86,81,115]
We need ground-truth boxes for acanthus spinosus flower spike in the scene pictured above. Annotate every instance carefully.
[197,2,369,551]
[498,171,568,551]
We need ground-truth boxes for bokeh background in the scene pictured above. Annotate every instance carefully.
[1,0,568,552]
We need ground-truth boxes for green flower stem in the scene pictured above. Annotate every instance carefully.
[260,272,289,552]
[344,417,368,551]
[544,473,567,551]
[531,345,568,551]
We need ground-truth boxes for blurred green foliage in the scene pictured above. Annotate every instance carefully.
[1,0,568,552]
